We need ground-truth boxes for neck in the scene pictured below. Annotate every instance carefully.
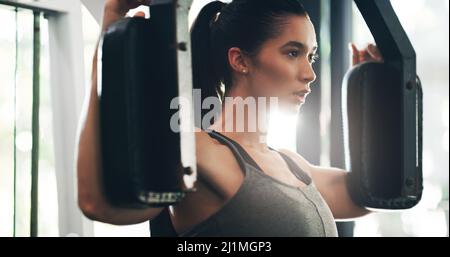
[208,86,273,151]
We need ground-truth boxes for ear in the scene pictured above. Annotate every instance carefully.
[228,47,251,75]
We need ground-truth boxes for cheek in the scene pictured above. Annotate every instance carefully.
[251,53,298,97]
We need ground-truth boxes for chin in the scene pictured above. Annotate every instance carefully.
[277,102,302,115]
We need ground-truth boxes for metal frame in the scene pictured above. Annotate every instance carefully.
[174,0,197,191]
[0,0,93,237]
[329,0,354,237]
[329,0,353,171]
[353,0,419,199]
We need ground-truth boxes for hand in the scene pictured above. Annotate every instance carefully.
[102,0,150,31]
[349,43,384,66]
[105,0,152,16]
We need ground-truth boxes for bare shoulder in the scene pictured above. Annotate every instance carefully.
[194,130,243,197]
[195,130,223,159]
[195,129,239,169]
[278,148,314,177]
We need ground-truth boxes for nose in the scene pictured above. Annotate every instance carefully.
[300,61,317,85]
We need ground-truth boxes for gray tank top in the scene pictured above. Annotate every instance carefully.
[177,130,338,237]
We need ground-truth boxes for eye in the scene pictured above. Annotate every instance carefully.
[287,50,299,58]
[309,53,320,63]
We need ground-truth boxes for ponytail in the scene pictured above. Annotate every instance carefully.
[191,1,226,123]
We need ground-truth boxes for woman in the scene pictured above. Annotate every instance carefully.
[76,0,384,237]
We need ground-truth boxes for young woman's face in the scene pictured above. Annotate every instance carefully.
[246,15,318,113]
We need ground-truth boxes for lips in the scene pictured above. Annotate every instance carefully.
[293,89,311,97]
[292,90,311,103]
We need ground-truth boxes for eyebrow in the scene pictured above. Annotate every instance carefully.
[282,41,318,52]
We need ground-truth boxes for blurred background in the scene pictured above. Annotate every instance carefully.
[0,0,448,237]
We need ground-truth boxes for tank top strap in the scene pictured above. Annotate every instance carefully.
[204,129,251,174]
[207,130,312,185]
[275,150,312,185]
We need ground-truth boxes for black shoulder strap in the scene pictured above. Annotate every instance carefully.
[212,131,312,185]
[207,130,264,171]
[206,130,251,172]
[276,151,312,185]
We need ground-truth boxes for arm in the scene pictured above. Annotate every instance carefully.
[76,0,163,225]
[309,165,370,220]
[279,150,370,221]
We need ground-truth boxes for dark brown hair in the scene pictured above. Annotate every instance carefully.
[191,0,309,107]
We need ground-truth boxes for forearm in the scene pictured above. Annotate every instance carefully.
[77,0,122,202]
[311,165,371,220]
[76,1,162,224]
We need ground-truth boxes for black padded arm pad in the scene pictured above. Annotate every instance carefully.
[343,62,423,210]
[99,6,186,208]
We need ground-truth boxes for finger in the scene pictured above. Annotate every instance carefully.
[133,11,146,18]
[350,43,360,66]
[367,44,384,62]
[359,50,367,63]
[360,51,380,63]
